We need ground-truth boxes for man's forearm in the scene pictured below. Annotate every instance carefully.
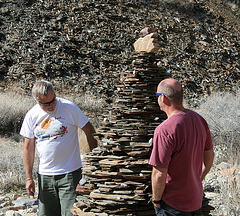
[152,166,168,201]
[23,138,35,179]
[23,138,36,196]
[24,152,34,178]
[201,149,214,181]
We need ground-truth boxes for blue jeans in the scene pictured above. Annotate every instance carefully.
[38,168,82,216]
[154,200,203,216]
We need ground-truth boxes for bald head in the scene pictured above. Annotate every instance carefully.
[157,78,183,105]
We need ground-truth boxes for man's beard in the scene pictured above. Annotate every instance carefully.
[46,110,54,114]
[46,107,56,114]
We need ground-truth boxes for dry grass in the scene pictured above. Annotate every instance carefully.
[0,92,35,192]
[0,137,39,193]
[196,90,240,212]
[0,137,25,192]
[64,92,106,114]
[196,90,240,164]
[219,167,240,214]
[0,92,35,139]
[57,91,107,128]
[0,91,106,136]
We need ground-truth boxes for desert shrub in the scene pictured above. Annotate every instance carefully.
[196,90,240,164]
[219,165,240,214]
[0,92,34,138]
[196,90,240,212]
[0,138,38,192]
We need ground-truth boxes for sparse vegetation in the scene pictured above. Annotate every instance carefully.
[0,137,26,192]
[0,90,239,212]
[66,92,106,114]
[196,90,240,164]
[60,91,107,128]
[0,92,34,139]
[196,89,240,213]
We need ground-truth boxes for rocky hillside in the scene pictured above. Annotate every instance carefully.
[0,0,240,105]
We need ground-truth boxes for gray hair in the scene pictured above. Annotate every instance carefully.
[32,80,54,101]
[159,81,183,105]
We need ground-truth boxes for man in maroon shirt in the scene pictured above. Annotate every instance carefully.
[149,78,214,216]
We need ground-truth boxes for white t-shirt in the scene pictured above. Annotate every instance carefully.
[20,97,88,175]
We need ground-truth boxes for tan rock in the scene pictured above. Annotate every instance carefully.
[71,206,95,216]
[78,126,98,153]
[134,33,160,53]
[218,168,236,176]
[78,129,90,153]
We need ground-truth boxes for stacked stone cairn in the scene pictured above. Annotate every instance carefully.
[72,28,169,216]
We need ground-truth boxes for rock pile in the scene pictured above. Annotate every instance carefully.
[73,49,168,215]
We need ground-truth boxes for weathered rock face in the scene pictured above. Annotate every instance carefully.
[0,0,239,106]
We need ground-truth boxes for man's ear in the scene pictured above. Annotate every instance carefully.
[162,95,171,106]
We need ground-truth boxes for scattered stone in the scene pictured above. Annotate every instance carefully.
[139,27,156,38]
[0,0,239,107]
[216,162,230,170]
[11,197,38,210]
[5,211,21,216]
[0,193,38,216]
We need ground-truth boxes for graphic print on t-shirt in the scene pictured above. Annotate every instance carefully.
[41,119,51,129]
[35,116,68,140]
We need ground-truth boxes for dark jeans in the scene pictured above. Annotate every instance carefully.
[38,168,82,216]
[154,200,203,216]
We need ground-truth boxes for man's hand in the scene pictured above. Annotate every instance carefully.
[153,203,161,209]
[26,179,35,197]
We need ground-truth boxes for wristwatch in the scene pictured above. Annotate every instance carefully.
[151,198,161,204]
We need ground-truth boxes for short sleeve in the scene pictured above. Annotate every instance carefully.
[149,127,174,168]
[74,105,89,129]
[20,112,35,139]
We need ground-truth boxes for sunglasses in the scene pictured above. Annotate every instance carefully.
[155,92,169,98]
[38,96,56,106]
